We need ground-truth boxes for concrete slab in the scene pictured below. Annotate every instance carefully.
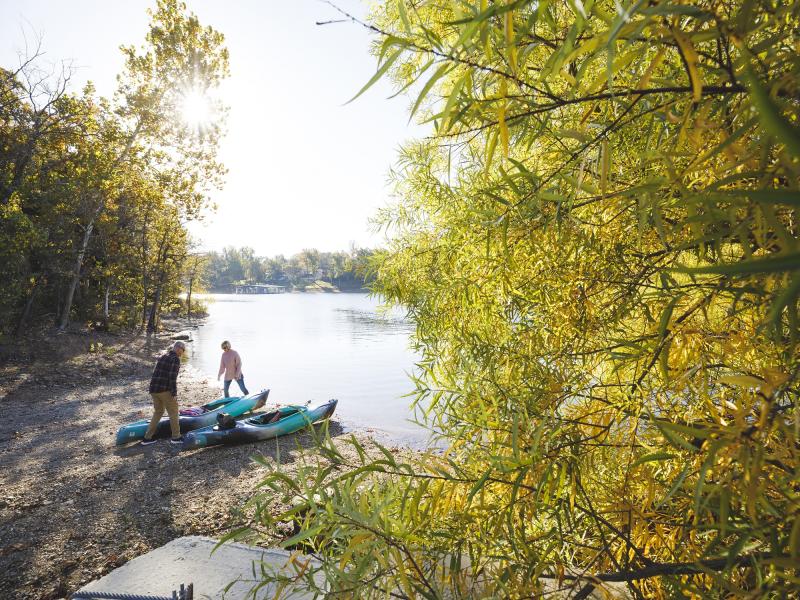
[76,536,631,599]
[75,536,319,600]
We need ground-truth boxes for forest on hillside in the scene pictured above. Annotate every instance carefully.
[201,245,376,291]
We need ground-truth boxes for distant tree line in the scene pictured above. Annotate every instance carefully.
[202,245,376,291]
[0,0,228,335]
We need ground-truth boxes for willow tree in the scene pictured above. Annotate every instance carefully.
[245,1,799,597]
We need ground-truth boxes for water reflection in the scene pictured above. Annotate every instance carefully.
[187,293,427,446]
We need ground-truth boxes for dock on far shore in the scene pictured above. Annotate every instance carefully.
[231,283,286,294]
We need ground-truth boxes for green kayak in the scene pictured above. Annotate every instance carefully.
[115,389,270,445]
[182,399,337,450]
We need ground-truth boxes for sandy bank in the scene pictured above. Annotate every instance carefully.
[0,320,391,599]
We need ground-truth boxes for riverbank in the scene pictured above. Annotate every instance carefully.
[0,321,393,599]
[208,282,370,294]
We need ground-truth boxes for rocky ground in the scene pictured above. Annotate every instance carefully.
[0,321,384,599]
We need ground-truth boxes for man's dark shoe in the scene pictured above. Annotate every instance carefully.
[140,438,156,446]
[170,436,185,445]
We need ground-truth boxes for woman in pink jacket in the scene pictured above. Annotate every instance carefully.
[217,340,249,397]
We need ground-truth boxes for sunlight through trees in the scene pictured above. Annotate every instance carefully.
[0,0,228,334]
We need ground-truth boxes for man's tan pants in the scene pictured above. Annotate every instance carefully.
[144,391,181,440]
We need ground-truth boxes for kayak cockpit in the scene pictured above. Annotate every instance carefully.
[246,406,303,425]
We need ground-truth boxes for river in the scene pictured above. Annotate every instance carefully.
[184,292,428,446]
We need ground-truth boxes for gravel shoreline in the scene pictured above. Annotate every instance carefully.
[0,321,384,599]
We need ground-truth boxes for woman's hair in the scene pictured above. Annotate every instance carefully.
[221,340,231,349]
[172,341,186,352]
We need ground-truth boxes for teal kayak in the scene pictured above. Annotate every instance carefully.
[115,389,270,445]
[182,399,337,450]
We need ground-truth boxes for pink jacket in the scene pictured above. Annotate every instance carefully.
[218,349,243,380]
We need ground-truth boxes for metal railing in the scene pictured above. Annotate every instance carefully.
[71,582,193,600]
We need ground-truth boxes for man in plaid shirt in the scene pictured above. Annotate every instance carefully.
[141,341,186,446]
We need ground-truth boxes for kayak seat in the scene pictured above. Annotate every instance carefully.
[216,412,237,429]
[248,409,299,425]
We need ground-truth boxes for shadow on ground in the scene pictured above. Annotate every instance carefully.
[0,328,353,600]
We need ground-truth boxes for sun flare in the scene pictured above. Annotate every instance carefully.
[180,89,212,128]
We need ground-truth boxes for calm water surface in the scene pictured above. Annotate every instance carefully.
[186,293,427,445]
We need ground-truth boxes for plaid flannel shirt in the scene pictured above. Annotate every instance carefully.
[149,350,180,395]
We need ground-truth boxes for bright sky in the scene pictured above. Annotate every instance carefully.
[0,0,417,257]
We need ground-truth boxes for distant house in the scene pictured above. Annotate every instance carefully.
[298,272,317,283]
[231,283,286,294]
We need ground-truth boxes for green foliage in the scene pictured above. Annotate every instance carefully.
[205,246,376,291]
[0,0,228,334]
[244,1,800,598]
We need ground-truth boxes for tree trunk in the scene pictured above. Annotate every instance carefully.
[1,124,42,205]
[187,276,193,319]
[146,223,172,333]
[141,280,150,330]
[58,202,102,331]
[139,209,151,331]
[146,277,164,333]
[55,282,63,323]
[14,278,39,338]
[103,282,111,329]
[1,151,32,205]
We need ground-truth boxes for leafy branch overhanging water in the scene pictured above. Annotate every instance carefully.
[239,2,800,597]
